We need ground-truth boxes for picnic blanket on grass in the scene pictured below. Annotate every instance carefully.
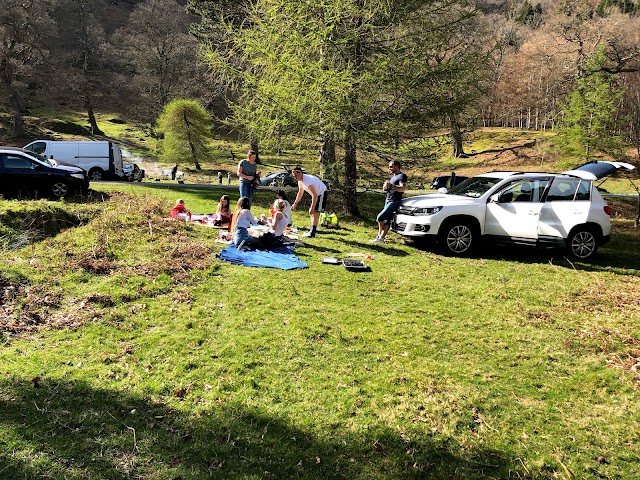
[217,244,308,270]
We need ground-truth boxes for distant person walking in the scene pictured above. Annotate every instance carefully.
[227,172,232,185]
[171,164,178,180]
[218,171,223,184]
[372,160,407,243]
[291,166,327,238]
[237,150,259,200]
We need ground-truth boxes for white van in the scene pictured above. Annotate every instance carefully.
[23,140,124,181]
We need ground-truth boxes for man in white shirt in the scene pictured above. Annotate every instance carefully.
[291,166,328,238]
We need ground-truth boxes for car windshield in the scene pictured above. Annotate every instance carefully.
[30,151,54,167]
[446,176,503,198]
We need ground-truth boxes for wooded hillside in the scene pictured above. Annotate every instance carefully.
[1,0,639,159]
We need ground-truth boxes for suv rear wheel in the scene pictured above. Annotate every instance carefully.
[567,227,599,259]
[439,220,477,256]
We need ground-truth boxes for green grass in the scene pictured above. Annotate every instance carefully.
[1,186,639,479]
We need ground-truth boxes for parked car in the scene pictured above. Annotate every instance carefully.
[259,170,298,187]
[23,140,124,181]
[0,147,89,199]
[392,161,635,259]
[122,162,145,182]
[430,174,468,190]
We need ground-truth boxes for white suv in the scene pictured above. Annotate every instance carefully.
[392,162,635,259]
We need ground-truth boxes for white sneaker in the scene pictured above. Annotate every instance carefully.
[302,231,315,238]
[370,236,385,243]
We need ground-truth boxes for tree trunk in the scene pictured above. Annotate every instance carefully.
[183,111,201,169]
[85,97,104,135]
[343,132,360,216]
[319,132,336,181]
[451,117,466,158]
[250,140,262,164]
[9,92,26,138]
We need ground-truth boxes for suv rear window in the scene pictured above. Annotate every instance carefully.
[546,178,591,201]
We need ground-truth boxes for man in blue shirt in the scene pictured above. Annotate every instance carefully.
[372,160,407,243]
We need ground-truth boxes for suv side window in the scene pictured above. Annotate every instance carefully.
[546,178,589,201]
[497,178,550,203]
[2,154,37,169]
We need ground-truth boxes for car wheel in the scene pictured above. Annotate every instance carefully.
[567,228,598,259]
[51,182,69,198]
[439,220,476,256]
[88,168,104,181]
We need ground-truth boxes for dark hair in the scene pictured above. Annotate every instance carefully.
[275,190,289,201]
[292,166,303,173]
[390,160,401,168]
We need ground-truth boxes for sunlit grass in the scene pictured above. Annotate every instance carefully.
[0,187,639,479]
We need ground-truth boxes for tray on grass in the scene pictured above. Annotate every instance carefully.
[342,259,367,270]
[322,257,341,264]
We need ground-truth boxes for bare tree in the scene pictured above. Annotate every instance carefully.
[113,0,205,123]
[50,0,110,135]
[0,0,54,138]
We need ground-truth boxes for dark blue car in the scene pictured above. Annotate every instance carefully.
[0,147,89,199]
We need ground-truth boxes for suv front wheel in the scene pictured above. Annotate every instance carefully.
[51,181,69,198]
[567,227,599,259]
[439,220,477,256]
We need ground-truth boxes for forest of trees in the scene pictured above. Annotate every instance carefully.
[1,0,639,206]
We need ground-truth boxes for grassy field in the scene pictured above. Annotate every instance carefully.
[1,183,639,479]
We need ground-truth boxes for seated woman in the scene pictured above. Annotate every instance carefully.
[214,194,232,226]
[230,197,261,247]
[269,199,289,239]
[274,190,293,226]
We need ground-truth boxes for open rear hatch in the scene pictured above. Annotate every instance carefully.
[563,160,636,180]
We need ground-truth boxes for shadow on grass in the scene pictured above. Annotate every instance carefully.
[338,238,411,257]
[407,231,640,275]
[0,378,518,479]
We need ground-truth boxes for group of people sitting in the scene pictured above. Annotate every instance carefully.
[170,190,294,249]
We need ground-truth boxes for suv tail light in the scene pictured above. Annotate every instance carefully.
[603,205,612,216]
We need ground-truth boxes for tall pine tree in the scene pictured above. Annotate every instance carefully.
[199,0,487,214]
[558,47,626,163]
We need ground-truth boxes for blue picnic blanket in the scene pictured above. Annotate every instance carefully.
[217,244,308,270]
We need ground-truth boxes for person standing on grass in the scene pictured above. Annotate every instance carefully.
[372,160,407,243]
[218,171,223,184]
[237,150,259,200]
[227,171,232,185]
[291,166,327,238]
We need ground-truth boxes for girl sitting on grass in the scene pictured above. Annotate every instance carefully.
[230,197,260,247]
[214,194,232,226]
[170,199,191,221]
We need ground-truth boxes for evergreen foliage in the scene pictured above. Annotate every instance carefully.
[516,1,543,28]
[557,48,626,163]
[201,0,487,214]
[156,99,213,169]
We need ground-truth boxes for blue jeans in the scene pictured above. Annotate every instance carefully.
[239,181,255,200]
[233,227,258,247]
[376,200,402,224]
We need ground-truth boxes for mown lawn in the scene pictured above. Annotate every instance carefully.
[1,184,639,479]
